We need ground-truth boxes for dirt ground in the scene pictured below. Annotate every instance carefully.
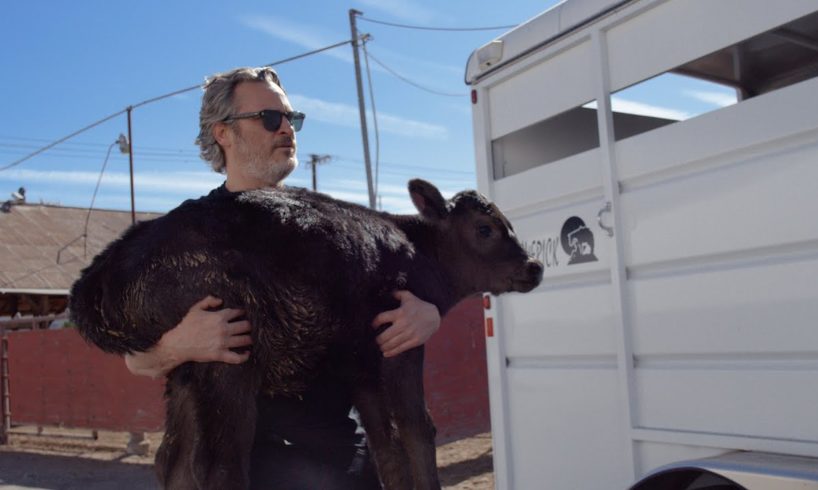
[0,427,494,489]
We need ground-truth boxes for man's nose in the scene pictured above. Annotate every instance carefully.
[278,116,295,136]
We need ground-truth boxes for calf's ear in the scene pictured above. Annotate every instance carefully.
[409,179,448,220]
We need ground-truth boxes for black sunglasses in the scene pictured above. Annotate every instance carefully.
[223,109,305,132]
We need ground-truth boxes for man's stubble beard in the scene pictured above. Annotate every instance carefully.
[235,130,298,187]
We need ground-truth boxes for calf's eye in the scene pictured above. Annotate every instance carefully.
[478,225,492,237]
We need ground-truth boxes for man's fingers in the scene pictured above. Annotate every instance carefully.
[378,329,413,353]
[371,309,397,328]
[221,350,251,364]
[375,323,401,345]
[227,320,252,335]
[383,339,419,358]
[220,308,246,321]
[194,295,222,310]
[227,334,253,349]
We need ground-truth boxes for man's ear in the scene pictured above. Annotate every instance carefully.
[213,121,232,149]
[408,179,447,220]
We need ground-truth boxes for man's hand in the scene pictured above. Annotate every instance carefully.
[124,295,253,378]
[371,290,440,358]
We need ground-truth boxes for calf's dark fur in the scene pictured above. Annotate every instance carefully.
[69,179,543,490]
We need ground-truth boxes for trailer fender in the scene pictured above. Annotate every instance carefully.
[630,451,818,490]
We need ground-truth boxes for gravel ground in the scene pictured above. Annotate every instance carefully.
[0,428,494,489]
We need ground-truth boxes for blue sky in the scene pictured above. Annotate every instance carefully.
[0,0,557,213]
[0,1,735,214]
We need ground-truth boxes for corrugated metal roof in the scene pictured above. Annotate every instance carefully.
[0,203,161,291]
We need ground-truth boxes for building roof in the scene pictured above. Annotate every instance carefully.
[0,203,161,292]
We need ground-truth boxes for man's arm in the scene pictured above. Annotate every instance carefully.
[371,290,441,358]
[124,295,253,379]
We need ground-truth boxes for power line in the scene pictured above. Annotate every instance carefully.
[0,139,474,175]
[128,39,359,110]
[0,150,200,166]
[328,154,473,176]
[0,135,114,147]
[263,38,356,68]
[364,50,466,98]
[130,86,201,111]
[0,142,199,160]
[1,38,356,173]
[0,110,127,172]
[54,139,119,266]
[359,16,516,32]
[0,152,199,166]
[82,141,118,257]
[0,136,475,173]
[0,135,200,154]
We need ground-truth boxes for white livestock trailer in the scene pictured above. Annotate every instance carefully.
[466,0,818,488]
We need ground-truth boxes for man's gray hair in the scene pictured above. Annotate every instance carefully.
[196,67,284,173]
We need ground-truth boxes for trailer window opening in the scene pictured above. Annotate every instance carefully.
[487,10,818,182]
[604,73,737,141]
[491,102,600,180]
[612,9,818,142]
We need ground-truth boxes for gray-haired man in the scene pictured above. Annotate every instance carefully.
[125,67,441,488]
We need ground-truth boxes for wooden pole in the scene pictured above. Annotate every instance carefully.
[349,10,376,209]
[127,107,136,224]
[307,154,331,191]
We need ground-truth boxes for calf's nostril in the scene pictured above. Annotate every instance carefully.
[527,260,544,281]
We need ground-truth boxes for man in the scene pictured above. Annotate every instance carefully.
[124,66,441,488]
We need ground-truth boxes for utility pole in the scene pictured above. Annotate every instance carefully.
[126,106,136,224]
[307,154,331,191]
[349,9,376,209]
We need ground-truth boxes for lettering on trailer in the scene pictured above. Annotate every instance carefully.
[522,216,599,268]
[523,236,561,268]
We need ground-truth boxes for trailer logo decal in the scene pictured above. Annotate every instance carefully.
[561,217,598,265]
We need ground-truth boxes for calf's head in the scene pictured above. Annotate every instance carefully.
[408,179,543,298]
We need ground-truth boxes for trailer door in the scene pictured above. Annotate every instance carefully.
[472,31,634,489]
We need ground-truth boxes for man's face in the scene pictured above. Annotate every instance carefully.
[226,81,298,188]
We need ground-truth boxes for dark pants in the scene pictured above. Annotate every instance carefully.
[249,439,382,490]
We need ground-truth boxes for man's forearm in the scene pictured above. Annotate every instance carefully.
[122,295,253,379]
[124,344,180,379]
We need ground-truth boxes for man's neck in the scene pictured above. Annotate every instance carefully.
[224,175,283,193]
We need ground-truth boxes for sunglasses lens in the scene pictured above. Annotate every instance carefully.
[289,112,305,132]
[259,111,305,132]
[260,111,283,132]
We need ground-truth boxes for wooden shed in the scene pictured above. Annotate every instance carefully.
[0,197,159,319]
